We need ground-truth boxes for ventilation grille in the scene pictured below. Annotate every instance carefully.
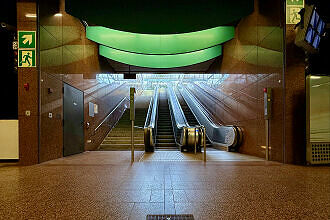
[310,142,330,164]
[146,214,194,220]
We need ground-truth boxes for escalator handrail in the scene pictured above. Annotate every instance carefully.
[144,87,159,129]
[181,85,220,128]
[144,94,153,128]
[149,87,159,129]
[143,87,159,150]
[186,82,225,125]
[167,86,189,129]
[179,84,237,147]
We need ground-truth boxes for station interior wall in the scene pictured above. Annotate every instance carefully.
[207,0,286,162]
[16,0,306,165]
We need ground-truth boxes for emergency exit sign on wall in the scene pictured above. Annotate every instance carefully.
[17,31,36,67]
[18,31,36,49]
[286,0,304,24]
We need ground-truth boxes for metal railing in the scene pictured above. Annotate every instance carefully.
[94,97,129,133]
[179,84,242,150]
[144,87,159,152]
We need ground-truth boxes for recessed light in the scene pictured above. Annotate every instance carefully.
[25,14,37,18]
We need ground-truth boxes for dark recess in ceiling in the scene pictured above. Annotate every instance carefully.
[65,0,254,34]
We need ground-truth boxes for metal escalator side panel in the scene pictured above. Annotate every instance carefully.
[168,86,193,148]
[179,84,236,147]
[167,86,189,128]
[144,87,159,151]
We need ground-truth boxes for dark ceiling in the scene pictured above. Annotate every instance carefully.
[65,0,253,34]
[64,0,254,73]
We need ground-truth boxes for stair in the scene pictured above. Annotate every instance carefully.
[155,90,178,151]
[99,109,147,151]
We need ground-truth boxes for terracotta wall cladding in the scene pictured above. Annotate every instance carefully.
[17,1,39,165]
[284,25,306,164]
[38,0,125,162]
[206,0,285,162]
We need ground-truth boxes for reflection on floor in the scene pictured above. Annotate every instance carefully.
[140,151,264,162]
[0,151,329,220]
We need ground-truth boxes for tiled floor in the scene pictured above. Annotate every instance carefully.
[139,151,264,162]
[0,151,329,219]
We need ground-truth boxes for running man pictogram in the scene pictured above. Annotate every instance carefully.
[20,52,32,66]
[18,49,36,67]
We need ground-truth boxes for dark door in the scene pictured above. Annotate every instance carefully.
[63,83,84,156]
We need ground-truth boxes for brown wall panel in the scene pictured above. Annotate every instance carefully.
[284,25,306,164]
[17,1,39,165]
[206,0,285,162]
[38,0,118,163]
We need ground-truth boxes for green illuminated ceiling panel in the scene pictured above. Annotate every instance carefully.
[99,45,222,68]
[87,26,234,54]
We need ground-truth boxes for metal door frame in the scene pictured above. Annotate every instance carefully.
[63,82,85,156]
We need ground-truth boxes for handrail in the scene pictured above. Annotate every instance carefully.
[182,85,221,127]
[179,84,238,148]
[144,96,153,128]
[94,97,128,132]
[144,87,159,152]
[186,82,225,124]
[187,82,244,149]
[167,86,204,152]
[190,82,246,125]
[149,87,159,129]
[167,86,189,147]
[168,86,188,128]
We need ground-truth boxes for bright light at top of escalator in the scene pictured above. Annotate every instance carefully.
[96,73,230,86]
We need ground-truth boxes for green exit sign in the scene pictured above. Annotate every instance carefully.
[286,0,304,24]
[287,0,304,5]
[18,31,36,49]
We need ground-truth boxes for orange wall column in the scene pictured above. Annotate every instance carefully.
[17,0,39,165]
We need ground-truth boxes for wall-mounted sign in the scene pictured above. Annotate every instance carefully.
[286,0,304,24]
[94,104,98,114]
[89,102,94,117]
[18,49,36,67]
[18,31,36,49]
[17,31,36,68]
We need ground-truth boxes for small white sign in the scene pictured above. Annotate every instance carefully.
[94,104,98,114]
[89,102,94,117]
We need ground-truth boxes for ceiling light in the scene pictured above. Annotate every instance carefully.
[310,76,321,79]
[25,14,37,18]
[54,13,63,17]
[99,45,222,68]
[87,26,234,55]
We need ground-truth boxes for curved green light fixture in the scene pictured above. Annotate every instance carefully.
[87,26,234,55]
[99,45,222,68]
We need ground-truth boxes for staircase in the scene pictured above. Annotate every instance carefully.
[155,90,177,151]
[99,109,146,151]
[176,89,213,148]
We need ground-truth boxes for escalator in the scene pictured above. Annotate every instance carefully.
[176,89,213,148]
[178,84,243,151]
[155,90,177,150]
[144,86,201,152]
